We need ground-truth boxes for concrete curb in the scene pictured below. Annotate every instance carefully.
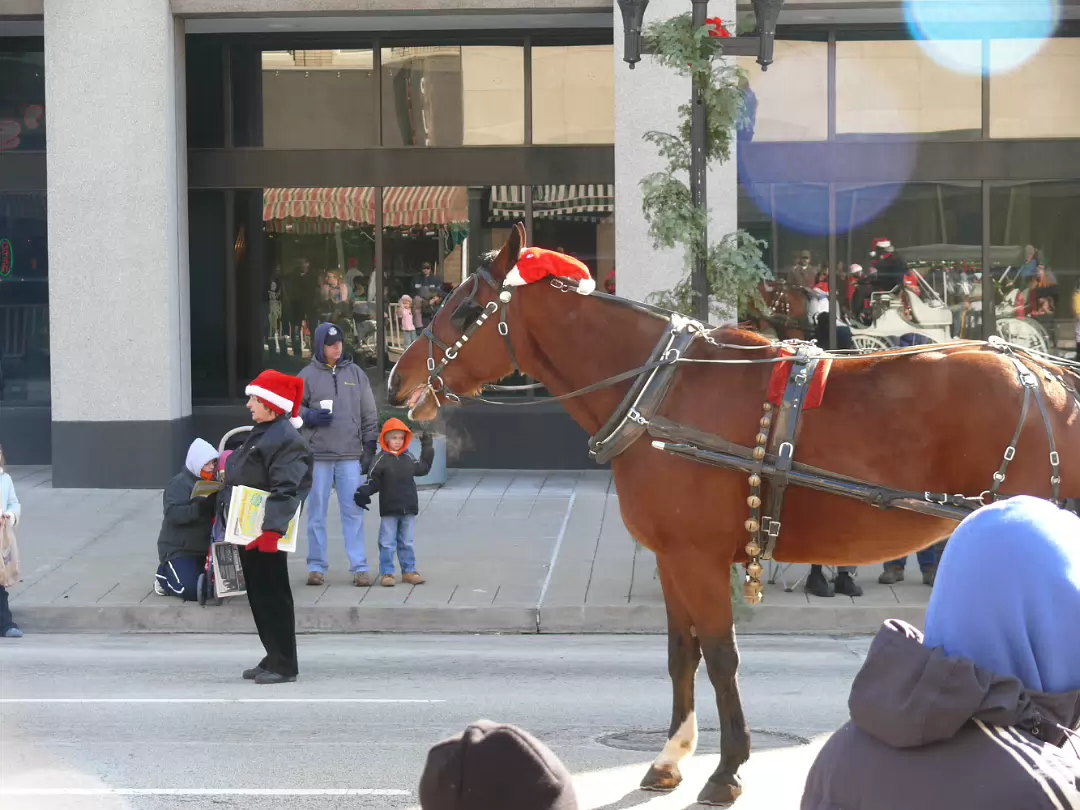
[15,603,924,635]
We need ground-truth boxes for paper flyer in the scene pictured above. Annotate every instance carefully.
[224,485,301,553]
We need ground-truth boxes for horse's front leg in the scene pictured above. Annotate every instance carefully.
[640,557,702,792]
[697,628,750,806]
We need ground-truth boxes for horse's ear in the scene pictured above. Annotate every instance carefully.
[490,221,526,282]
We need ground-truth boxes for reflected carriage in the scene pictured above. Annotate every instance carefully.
[750,243,1051,354]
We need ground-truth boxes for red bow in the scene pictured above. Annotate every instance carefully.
[706,18,732,38]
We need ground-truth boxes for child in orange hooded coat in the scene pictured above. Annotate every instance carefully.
[353,419,434,587]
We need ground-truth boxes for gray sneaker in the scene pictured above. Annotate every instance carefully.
[878,566,905,585]
[3,627,24,638]
[153,578,166,596]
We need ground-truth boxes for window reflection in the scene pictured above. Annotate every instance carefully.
[0,50,46,152]
[0,192,50,403]
[253,188,378,379]
[990,38,1080,139]
[736,41,827,142]
[532,46,614,144]
[836,40,981,137]
[990,182,1080,359]
[382,186,519,379]
[233,48,377,148]
[837,182,983,347]
[382,46,524,147]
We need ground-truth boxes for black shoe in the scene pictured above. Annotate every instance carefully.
[805,566,835,598]
[242,666,267,681]
[834,571,863,597]
[254,671,296,685]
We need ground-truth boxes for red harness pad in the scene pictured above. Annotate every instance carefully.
[766,346,833,410]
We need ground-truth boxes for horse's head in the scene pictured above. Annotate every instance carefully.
[388,222,528,420]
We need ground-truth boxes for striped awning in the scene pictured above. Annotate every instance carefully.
[490,184,615,223]
[263,187,468,234]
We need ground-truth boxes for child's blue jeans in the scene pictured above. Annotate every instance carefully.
[378,515,418,576]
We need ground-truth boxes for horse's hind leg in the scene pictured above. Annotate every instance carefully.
[640,557,702,792]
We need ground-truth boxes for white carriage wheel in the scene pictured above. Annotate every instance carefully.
[852,334,892,353]
[997,319,1050,354]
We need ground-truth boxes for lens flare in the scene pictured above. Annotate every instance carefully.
[904,0,1059,75]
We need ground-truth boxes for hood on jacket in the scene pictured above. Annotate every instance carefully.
[379,418,413,456]
[184,438,219,477]
[313,322,349,365]
[849,620,1080,751]
[925,496,1080,695]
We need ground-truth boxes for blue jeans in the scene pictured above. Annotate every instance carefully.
[378,515,418,576]
[885,541,945,573]
[306,460,368,574]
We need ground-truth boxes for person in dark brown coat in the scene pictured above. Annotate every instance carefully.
[802,496,1080,810]
[419,720,577,810]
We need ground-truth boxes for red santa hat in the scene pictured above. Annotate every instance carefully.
[245,369,306,429]
[503,247,596,295]
[870,238,893,257]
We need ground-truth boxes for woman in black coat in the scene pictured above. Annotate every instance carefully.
[224,370,313,684]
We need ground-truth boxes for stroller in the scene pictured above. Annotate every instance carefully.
[196,425,253,606]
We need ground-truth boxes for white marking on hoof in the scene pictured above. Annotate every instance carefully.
[653,711,698,767]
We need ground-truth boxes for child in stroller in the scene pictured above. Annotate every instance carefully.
[196,426,253,606]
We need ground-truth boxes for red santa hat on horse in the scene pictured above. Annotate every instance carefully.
[503,246,596,295]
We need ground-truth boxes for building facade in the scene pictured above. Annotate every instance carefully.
[1,0,1078,487]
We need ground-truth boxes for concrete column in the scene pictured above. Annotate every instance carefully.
[45,0,190,487]
[614,0,738,319]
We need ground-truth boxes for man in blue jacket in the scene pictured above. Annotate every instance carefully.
[298,323,380,586]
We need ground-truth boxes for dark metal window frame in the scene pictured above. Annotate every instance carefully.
[187,30,614,401]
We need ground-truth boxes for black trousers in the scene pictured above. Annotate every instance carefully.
[238,548,298,677]
[0,584,15,632]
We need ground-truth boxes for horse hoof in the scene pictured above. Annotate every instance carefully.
[640,764,681,792]
[697,775,743,806]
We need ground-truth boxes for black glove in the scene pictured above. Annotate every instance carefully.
[360,441,377,474]
[353,487,372,510]
[304,408,333,428]
[420,431,433,447]
[197,495,217,517]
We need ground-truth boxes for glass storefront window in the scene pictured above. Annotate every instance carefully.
[254,188,379,380]
[990,182,1080,359]
[531,46,614,144]
[0,192,49,403]
[736,41,827,142]
[232,47,378,148]
[990,38,1080,139]
[0,48,46,152]
[836,40,982,137]
[381,46,525,147]
[738,183,829,285]
[382,185,522,388]
[837,182,982,346]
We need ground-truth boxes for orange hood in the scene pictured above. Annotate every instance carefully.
[379,418,413,456]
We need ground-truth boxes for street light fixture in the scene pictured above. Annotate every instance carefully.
[751,0,786,70]
[617,0,650,69]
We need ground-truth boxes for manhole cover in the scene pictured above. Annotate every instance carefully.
[598,728,808,754]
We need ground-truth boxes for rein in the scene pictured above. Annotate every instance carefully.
[412,270,1080,417]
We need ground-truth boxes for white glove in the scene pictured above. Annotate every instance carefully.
[1,512,16,526]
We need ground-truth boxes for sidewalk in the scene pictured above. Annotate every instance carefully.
[6,467,930,635]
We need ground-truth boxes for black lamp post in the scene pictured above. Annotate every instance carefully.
[619,0,785,322]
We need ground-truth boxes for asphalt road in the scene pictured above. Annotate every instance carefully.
[0,634,871,810]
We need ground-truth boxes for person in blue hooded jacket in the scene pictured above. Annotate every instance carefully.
[802,496,1080,810]
[297,322,380,587]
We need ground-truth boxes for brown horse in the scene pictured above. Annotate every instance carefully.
[742,279,815,341]
[387,224,1080,806]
